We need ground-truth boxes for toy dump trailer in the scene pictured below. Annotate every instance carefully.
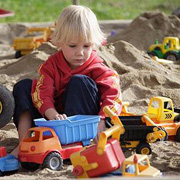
[105,115,165,154]
[35,115,100,146]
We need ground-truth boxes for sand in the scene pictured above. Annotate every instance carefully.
[0,11,180,179]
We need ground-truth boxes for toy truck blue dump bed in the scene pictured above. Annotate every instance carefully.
[35,115,100,146]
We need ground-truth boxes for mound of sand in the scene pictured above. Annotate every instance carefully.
[0,11,180,179]
[99,41,180,113]
[108,11,180,51]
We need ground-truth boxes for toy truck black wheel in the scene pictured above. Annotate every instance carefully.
[15,50,22,58]
[147,51,157,57]
[21,162,40,171]
[174,115,180,122]
[0,84,15,128]
[163,51,179,61]
[175,127,180,142]
[161,129,168,141]
[43,152,63,171]
[136,142,152,155]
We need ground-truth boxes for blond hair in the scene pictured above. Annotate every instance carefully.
[51,5,105,47]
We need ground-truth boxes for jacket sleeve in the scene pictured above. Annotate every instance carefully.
[32,59,56,116]
[93,64,122,118]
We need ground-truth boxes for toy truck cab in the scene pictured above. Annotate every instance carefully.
[148,37,180,60]
[122,154,161,177]
[19,127,82,171]
[147,96,180,140]
[147,96,178,123]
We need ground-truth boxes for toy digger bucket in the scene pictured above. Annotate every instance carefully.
[96,106,125,155]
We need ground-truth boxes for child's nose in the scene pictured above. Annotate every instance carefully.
[76,48,83,56]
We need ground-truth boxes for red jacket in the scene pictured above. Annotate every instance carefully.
[31,50,122,118]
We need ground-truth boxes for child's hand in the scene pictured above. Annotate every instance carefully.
[94,119,106,143]
[54,113,67,120]
[45,108,67,120]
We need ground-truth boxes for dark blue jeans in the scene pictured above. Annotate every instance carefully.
[13,75,100,129]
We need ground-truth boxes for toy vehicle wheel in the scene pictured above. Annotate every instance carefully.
[175,127,180,142]
[161,128,168,141]
[174,115,180,122]
[21,162,40,171]
[73,165,84,176]
[0,84,15,128]
[136,142,151,155]
[43,152,63,171]
[147,51,157,57]
[154,47,161,51]
[15,50,22,58]
[163,51,179,61]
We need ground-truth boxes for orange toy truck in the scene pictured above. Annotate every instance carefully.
[19,127,82,171]
[18,115,100,171]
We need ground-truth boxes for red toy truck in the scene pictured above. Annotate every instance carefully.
[70,106,125,178]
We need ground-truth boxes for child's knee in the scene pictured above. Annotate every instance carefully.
[13,79,32,97]
[70,75,96,87]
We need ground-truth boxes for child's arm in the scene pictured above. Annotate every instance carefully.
[32,58,59,117]
[92,64,122,118]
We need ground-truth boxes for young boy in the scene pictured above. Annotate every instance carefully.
[11,5,122,157]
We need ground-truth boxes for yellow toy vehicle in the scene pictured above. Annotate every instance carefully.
[122,154,161,177]
[121,96,180,141]
[148,37,180,61]
[146,96,180,139]
[70,107,161,178]
[12,26,54,58]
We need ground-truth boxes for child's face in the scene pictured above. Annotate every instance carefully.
[60,39,94,69]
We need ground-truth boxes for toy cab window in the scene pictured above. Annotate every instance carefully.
[164,101,172,111]
[23,130,40,142]
[168,40,171,48]
[42,130,53,140]
[151,101,159,109]
[124,164,136,174]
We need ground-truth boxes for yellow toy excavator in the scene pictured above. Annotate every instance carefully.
[70,106,161,178]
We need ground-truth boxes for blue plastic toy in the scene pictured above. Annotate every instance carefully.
[0,147,19,175]
[34,115,100,146]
